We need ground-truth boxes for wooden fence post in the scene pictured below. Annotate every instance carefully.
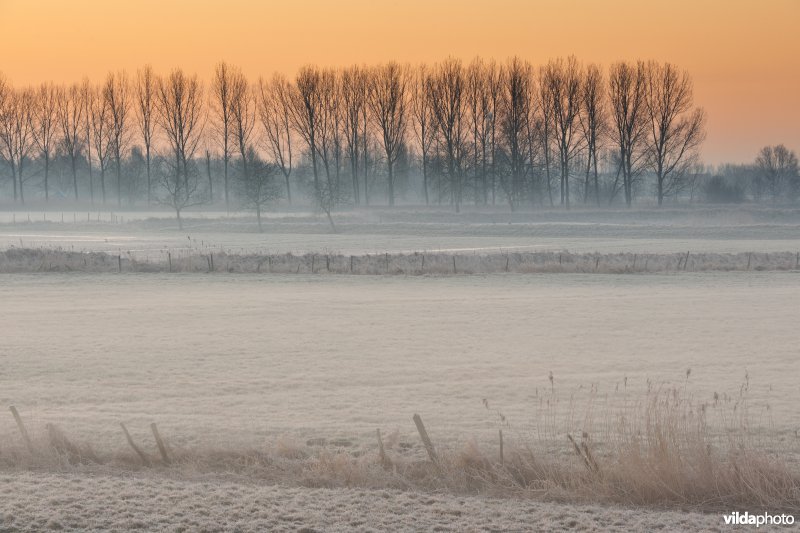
[412,414,438,464]
[151,423,170,465]
[377,429,389,469]
[499,429,504,466]
[120,423,151,466]
[9,406,34,454]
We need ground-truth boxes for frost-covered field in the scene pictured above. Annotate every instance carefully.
[1,205,799,259]
[3,271,797,530]
[1,208,799,530]
[2,273,799,451]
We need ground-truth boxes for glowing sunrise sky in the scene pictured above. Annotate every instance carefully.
[0,0,797,164]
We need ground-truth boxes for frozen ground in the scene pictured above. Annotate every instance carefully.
[0,472,727,532]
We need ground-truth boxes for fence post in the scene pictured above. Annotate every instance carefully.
[412,414,438,464]
[9,406,34,454]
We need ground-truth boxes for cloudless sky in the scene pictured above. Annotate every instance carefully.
[0,0,797,164]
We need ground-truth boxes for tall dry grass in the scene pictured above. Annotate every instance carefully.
[476,372,800,511]
[0,375,797,512]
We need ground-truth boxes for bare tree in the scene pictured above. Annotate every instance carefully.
[288,66,324,192]
[57,83,85,201]
[81,79,96,203]
[608,61,648,206]
[31,83,59,201]
[238,146,281,231]
[428,58,467,212]
[229,69,256,183]
[368,62,409,207]
[155,69,205,228]
[410,64,436,205]
[499,57,533,210]
[211,61,235,209]
[0,74,9,195]
[465,58,501,205]
[89,85,112,203]
[542,56,584,209]
[256,74,294,203]
[103,71,131,206]
[466,58,485,204]
[0,87,35,203]
[755,144,799,203]
[288,66,339,229]
[0,78,17,202]
[484,60,502,205]
[327,72,345,200]
[579,63,607,205]
[535,65,555,206]
[644,62,706,205]
[315,69,341,225]
[340,66,367,205]
[135,65,157,204]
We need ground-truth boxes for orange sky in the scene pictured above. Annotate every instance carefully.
[0,0,797,164]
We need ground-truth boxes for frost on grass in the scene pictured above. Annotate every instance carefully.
[1,247,798,274]
[0,472,727,532]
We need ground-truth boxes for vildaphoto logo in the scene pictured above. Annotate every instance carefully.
[723,512,795,528]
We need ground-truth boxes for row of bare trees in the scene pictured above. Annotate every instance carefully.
[1,56,710,219]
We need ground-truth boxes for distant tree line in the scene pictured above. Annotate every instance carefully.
[0,58,796,226]
[699,145,799,204]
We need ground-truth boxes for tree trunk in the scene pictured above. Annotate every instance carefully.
[544,147,554,207]
[44,154,50,202]
[584,151,592,204]
[71,157,78,201]
[387,158,394,207]
[100,166,106,204]
[19,170,25,205]
[146,147,152,206]
[284,172,292,205]
[422,154,429,205]
[11,164,17,202]
[223,157,229,211]
[593,153,600,206]
[206,151,213,201]
[116,156,122,207]
[88,164,93,204]
[363,148,369,206]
